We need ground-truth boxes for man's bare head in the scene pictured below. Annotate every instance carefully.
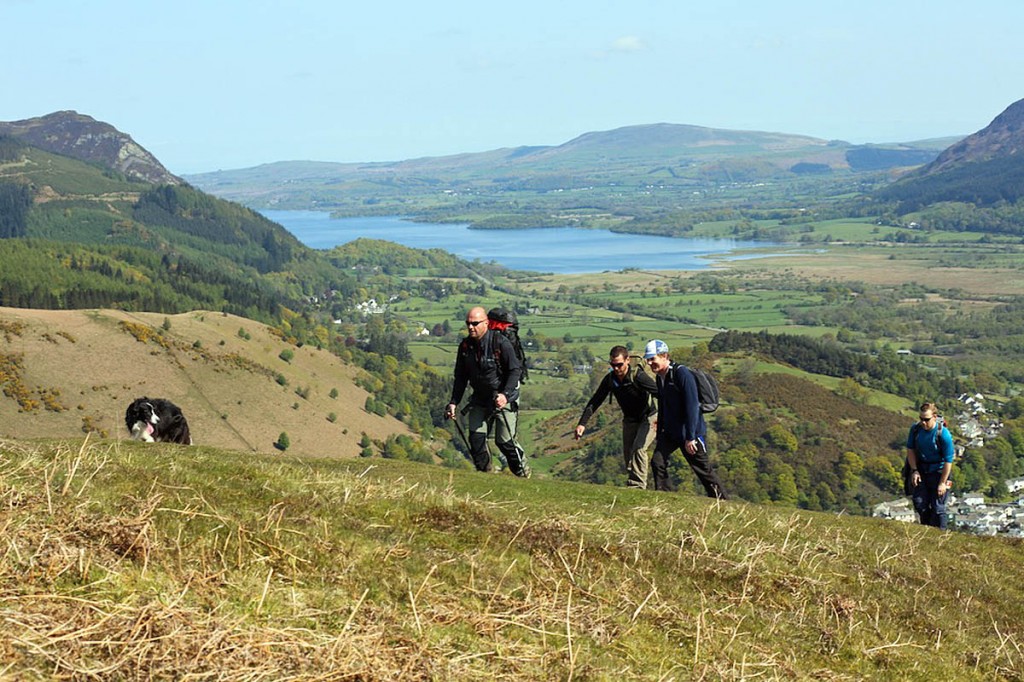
[465,307,488,340]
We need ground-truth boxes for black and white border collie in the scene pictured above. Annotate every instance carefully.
[125,397,193,445]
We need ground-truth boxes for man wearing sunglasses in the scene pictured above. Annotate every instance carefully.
[574,346,658,489]
[906,402,955,529]
[445,307,530,477]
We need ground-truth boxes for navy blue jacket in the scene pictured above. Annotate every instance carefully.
[656,363,706,443]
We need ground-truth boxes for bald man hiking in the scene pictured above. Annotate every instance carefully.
[445,306,531,477]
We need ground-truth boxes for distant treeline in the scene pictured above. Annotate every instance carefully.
[708,329,967,398]
[133,185,300,274]
[0,239,294,318]
[0,135,25,162]
[0,181,372,319]
[844,147,938,172]
[0,182,32,238]
[892,199,1024,235]
[784,287,1024,384]
[326,237,462,274]
[876,157,1024,212]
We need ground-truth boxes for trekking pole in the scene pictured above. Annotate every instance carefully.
[451,412,472,452]
[494,406,529,477]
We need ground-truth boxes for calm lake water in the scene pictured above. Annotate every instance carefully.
[261,209,782,274]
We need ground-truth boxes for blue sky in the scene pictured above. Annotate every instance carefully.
[3,0,1022,174]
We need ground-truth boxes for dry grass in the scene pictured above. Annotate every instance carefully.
[0,307,408,458]
[2,436,1024,680]
[0,438,433,680]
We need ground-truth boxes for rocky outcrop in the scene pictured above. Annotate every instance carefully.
[0,110,182,185]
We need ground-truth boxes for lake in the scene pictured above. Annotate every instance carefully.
[260,209,783,274]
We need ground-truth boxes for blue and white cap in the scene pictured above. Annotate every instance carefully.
[643,339,669,359]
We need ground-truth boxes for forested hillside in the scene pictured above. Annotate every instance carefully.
[874,97,1024,218]
[0,137,349,320]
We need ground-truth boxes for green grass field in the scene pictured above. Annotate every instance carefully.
[687,215,998,245]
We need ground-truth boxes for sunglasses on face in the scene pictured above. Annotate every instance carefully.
[466,320,486,327]
[609,361,626,368]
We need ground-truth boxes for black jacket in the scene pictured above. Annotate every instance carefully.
[577,365,657,425]
[449,330,522,407]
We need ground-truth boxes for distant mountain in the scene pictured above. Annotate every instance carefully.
[0,110,181,185]
[876,97,1024,209]
[509,123,835,164]
[926,98,1024,172]
[0,112,342,319]
[553,122,827,158]
[186,123,952,210]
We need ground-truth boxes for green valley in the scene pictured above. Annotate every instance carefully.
[5,105,1024,519]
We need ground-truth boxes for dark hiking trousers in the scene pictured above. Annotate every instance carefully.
[650,436,727,499]
[912,470,949,529]
[466,404,529,477]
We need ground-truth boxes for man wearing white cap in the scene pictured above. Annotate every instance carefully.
[644,339,727,499]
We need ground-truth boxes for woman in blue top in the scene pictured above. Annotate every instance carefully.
[906,402,955,529]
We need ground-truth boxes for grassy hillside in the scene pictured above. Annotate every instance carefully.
[0,143,148,197]
[2,438,1022,680]
[0,306,408,457]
